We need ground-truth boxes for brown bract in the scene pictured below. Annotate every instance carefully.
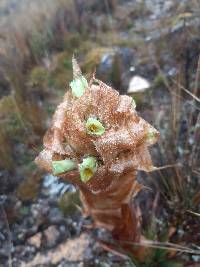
[35,60,159,260]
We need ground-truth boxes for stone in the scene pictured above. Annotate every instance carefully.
[20,233,90,267]
[128,75,150,93]
[44,225,60,248]
[48,207,63,224]
[28,232,42,248]
[43,174,74,197]
[96,47,135,93]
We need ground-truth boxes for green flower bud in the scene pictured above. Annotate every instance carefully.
[85,117,105,136]
[79,156,97,183]
[146,131,158,146]
[147,132,156,140]
[70,75,88,98]
[132,98,136,109]
[52,159,76,175]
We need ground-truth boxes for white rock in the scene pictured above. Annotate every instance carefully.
[128,76,151,93]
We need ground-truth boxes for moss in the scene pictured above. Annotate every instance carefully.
[54,51,72,71]
[79,40,96,54]
[127,92,143,106]
[63,33,82,52]
[0,92,45,151]
[153,73,165,88]
[114,37,144,49]
[20,206,30,216]
[49,51,73,90]
[96,31,144,50]
[44,102,56,115]
[0,95,23,136]
[134,1,152,17]
[58,191,81,215]
[82,47,111,73]
[128,89,153,107]
[0,127,13,171]
[26,102,46,135]
[51,71,72,90]
[29,26,53,61]
[0,95,15,114]
[29,66,49,85]
[17,170,42,201]
[29,66,49,90]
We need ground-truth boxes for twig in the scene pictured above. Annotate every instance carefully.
[172,79,200,103]
[194,55,200,96]
[151,164,178,171]
[186,210,200,217]
[97,239,130,260]
[192,169,200,176]
[118,239,200,255]
[190,114,200,168]
[144,240,195,252]
[149,45,200,110]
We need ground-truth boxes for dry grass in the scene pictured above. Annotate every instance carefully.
[146,48,200,254]
[0,0,76,66]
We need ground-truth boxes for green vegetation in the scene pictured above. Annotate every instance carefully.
[82,47,111,73]
[58,191,81,215]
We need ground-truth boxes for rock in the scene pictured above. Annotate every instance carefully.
[127,75,151,106]
[44,225,60,248]
[128,75,151,93]
[21,233,91,266]
[57,261,84,267]
[95,47,135,93]
[0,170,21,194]
[191,255,200,263]
[21,245,36,259]
[83,46,135,93]
[0,232,5,241]
[43,174,75,197]
[48,207,63,224]
[29,200,50,226]
[28,232,42,249]
[31,203,41,218]
[17,172,42,201]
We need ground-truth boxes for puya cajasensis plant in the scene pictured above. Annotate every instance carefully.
[36,57,159,260]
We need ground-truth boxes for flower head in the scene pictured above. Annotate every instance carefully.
[79,156,97,183]
[85,117,105,136]
[52,159,76,175]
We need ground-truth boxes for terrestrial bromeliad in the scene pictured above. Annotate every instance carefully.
[35,57,159,260]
